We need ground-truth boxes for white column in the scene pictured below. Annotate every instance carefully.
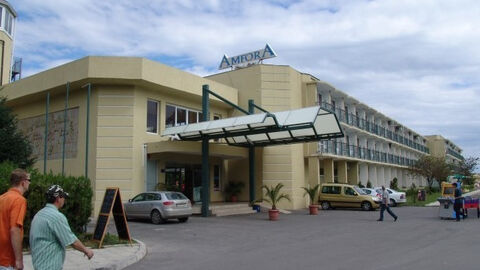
[359,163,368,185]
[377,166,385,187]
[369,165,377,187]
[385,167,392,186]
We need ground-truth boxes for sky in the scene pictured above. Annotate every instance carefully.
[10,0,480,162]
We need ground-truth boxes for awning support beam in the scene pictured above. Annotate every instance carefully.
[248,99,255,205]
[201,85,211,217]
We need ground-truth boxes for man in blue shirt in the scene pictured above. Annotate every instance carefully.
[453,182,463,221]
[30,185,93,270]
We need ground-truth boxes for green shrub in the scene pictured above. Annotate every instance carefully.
[406,183,417,204]
[358,182,365,188]
[390,177,399,190]
[0,161,92,247]
[366,180,372,188]
[425,186,439,194]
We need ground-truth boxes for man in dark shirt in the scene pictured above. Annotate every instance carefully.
[453,182,463,221]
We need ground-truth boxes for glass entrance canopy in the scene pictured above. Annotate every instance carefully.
[163,106,343,147]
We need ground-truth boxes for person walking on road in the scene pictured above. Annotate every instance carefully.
[453,182,463,221]
[377,185,398,222]
[0,169,30,270]
[30,185,93,270]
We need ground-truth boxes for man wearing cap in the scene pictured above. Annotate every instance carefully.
[0,169,30,270]
[30,185,93,270]
[453,182,463,221]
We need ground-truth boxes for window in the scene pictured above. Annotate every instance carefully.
[132,194,145,202]
[147,100,159,133]
[188,111,198,124]
[165,104,203,128]
[166,192,188,200]
[4,10,13,36]
[166,105,176,127]
[177,107,186,125]
[318,94,322,105]
[344,187,356,196]
[145,193,156,201]
[321,185,341,194]
[213,165,220,191]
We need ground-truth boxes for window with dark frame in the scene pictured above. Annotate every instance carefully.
[146,100,158,133]
[165,104,203,127]
[176,107,187,125]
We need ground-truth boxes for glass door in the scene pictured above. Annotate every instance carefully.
[193,165,202,203]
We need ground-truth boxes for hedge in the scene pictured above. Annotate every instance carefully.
[0,161,93,247]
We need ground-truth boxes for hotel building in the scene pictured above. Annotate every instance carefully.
[0,1,464,215]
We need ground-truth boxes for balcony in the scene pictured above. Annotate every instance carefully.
[318,101,429,154]
[447,148,464,161]
[318,141,416,167]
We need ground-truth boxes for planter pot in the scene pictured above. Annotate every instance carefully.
[230,195,238,202]
[309,205,319,215]
[268,209,279,221]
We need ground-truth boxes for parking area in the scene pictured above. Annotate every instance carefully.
[123,207,479,270]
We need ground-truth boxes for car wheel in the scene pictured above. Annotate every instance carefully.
[321,201,330,210]
[178,217,189,223]
[151,210,165,224]
[361,201,372,211]
[390,199,397,207]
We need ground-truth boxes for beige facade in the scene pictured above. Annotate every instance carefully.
[2,56,243,215]
[2,55,465,213]
[425,135,463,164]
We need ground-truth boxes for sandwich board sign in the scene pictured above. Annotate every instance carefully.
[93,187,131,248]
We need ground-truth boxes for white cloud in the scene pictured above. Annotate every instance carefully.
[11,0,480,160]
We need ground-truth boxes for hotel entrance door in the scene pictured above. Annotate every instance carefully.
[164,164,202,203]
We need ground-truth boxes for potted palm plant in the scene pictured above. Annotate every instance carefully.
[225,181,245,202]
[302,184,320,215]
[262,183,291,221]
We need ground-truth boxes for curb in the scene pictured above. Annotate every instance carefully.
[22,238,146,270]
[95,238,147,270]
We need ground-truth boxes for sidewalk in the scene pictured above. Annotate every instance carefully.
[22,239,146,270]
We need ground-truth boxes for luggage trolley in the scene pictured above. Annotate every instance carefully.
[463,196,480,218]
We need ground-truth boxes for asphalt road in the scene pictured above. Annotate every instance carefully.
[123,207,479,270]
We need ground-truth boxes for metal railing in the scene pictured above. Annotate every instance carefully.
[447,148,464,160]
[318,101,429,154]
[318,141,416,167]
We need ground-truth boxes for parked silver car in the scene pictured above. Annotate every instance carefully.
[374,187,407,207]
[124,191,192,224]
[361,188,382,199]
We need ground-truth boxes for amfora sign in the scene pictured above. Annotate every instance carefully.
[218,44,277,70]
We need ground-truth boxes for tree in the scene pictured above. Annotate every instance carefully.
[409,155,451,189]
[452,156,479,185]
[0,97,34,167]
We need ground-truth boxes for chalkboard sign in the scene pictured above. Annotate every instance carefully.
[93,188,131,248]
[93,214,109,241]
[100,189,116,214]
